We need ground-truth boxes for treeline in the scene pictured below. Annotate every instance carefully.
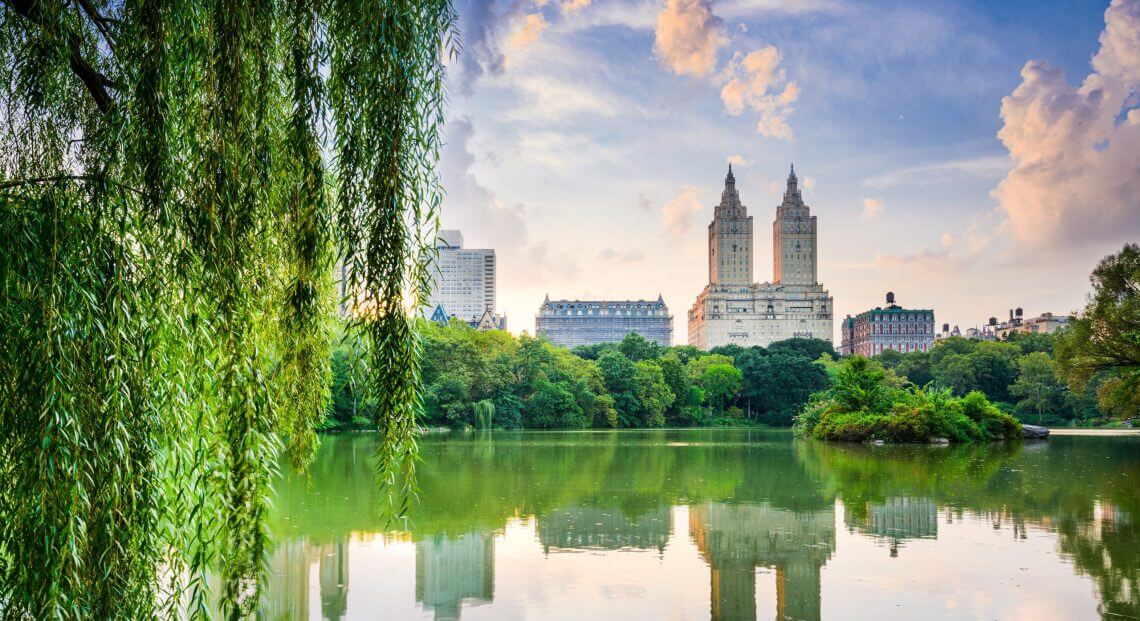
[324,324,834,430]
[321,320,1114,432]
[321,244,1139,431]
[870,332,1105,425]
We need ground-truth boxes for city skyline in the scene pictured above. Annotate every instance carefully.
[437,0,1139,344]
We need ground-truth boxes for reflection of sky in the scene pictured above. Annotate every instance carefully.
[265,503,1105,620]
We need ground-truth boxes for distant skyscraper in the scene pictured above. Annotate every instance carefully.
[425,230,504,328]
[840,292,935,356]
[535,296,673,348]
[688,165,833,348]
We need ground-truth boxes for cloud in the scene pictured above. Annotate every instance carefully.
[663,185,704,238]
[720,48,799,139]
[598,248,646,263]
[440,117,579,282]
[727,154,750,166]
[992,0,1140,249]
[506,73,622,122]
[654,0,728,78]
[803,176,816,190]
[864,155,1012,189]
[508,13,548,49]
[861,197,884,221]
[451,0,520,95]
[537,0,592,14]
[875,223,990,274]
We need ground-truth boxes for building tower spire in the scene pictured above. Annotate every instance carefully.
[726,163,736,187]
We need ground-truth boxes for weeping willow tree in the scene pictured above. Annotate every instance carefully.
[0,0,456,618]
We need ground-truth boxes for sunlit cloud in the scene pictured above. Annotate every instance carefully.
[727,154,750,166]
[509,13,548,49]
[654,0,728,78]
[860,197,884,222]
[720,47,798,139]
[992,0,1140,249]
[663,186,705,238]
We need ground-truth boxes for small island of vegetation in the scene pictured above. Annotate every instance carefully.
[792,356,1022,443]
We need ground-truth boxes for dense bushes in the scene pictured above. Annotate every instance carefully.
[795,357,1022,443]
[876,332,1114,426]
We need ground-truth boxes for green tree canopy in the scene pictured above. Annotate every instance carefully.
[1055,244,1140,419]
[618,332,660,362]
[700,364,743,413]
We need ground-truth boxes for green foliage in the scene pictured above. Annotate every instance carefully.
[797,357,1020,443]
[525,380,589,429]
[0,1,456,617]
[473,400,495,430]
[634,360,674,427]
[618,332,660,362]
[598,350,640,425]
[767,337,837,361]
[699,364,743,413]
[1055,244,1140,420]
[1009,352,1066,424]
[737,350,830,426]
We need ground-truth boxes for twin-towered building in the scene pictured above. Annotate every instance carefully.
[687,165,834,348]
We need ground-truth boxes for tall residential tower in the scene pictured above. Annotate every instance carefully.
[688,165,833,349]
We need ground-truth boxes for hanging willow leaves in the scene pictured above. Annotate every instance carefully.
[0,0,456,618]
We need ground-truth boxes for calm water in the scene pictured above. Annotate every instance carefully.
[263,429,1140,620]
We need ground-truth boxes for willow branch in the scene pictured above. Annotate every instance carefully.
[5,0,118,113]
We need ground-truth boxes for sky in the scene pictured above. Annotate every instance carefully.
[437,0,1140,343]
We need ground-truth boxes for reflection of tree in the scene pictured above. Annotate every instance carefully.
[799,435,1140,619]
[264,430,1140,621]
[537,505,671,553]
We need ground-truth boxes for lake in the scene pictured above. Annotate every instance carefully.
[263,429,1139,620]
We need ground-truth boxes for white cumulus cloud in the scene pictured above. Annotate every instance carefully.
[861,197,884,222]
[992,0,1140,249]
[654,0,728,78]
[720,47,799,139]
[663,186,705,238]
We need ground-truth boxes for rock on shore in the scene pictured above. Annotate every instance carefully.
[1022,424,1050,439]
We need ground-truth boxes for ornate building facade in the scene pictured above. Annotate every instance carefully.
[840,292,935,356]
[688,165,833,349]
[536,296,672,348]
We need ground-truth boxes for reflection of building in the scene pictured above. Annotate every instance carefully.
[537,505,672,553]
[688,165,834,349]
[415,532,495,621]
[262,538,350,620]
[840,292,935,356]
[536,296,673,347]
[845,497,938,557]
[689,502,836,621]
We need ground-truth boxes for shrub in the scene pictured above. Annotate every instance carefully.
[795,356,1022,443]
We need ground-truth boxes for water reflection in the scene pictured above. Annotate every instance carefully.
[263,430,1140,620]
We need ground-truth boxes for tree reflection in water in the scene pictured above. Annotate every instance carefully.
[260,430,1139,620]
